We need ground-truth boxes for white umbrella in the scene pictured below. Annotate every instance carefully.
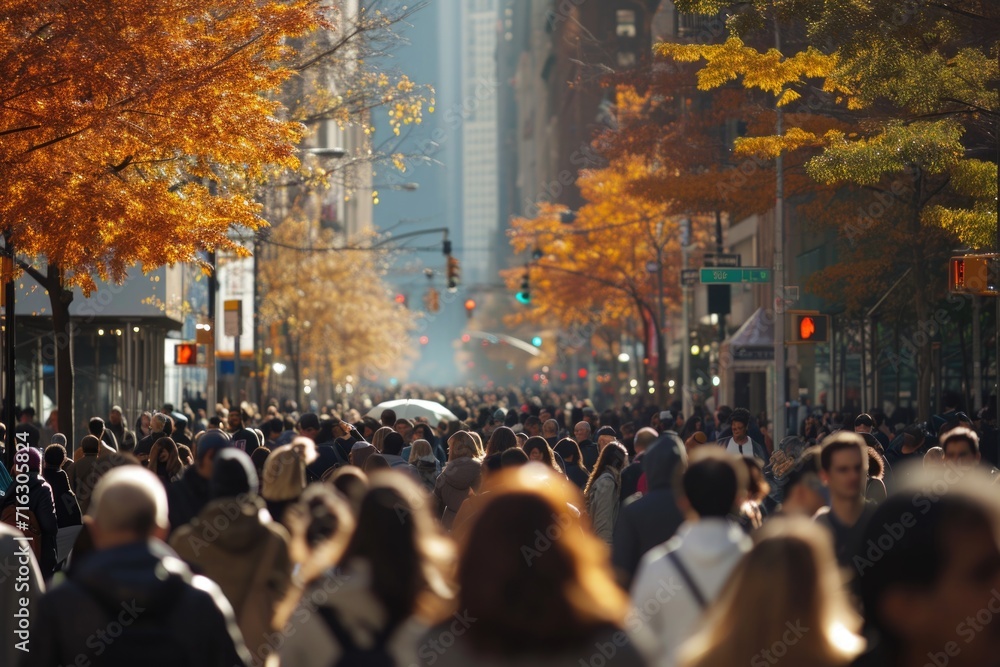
[367,399,459,424]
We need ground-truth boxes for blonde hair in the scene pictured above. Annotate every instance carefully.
[371,426,394,453]
[448,430,482,461]
[408,438,433,463]
[261,437,316,502]
[677,518,863,667]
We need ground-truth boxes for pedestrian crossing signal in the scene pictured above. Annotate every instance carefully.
[174,343,198,366]
[949,256,997,295]
[789,314,829,344]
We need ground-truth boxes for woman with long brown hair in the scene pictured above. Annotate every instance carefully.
[523,436,563,474]
[147,436,184,485]
[420,465,644,666]
[434,431,482,529]
[584,442,628,543]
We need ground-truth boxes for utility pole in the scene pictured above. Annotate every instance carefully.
[772,10,787,443]
[656,222,667,396]
[206,251,217,417]
[3,236,15,471]
[681,217,693,418]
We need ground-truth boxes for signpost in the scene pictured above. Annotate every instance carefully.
[703,253,741,268]
[225,300,243,401]
[681,269,699,287]
[699,268,771,284]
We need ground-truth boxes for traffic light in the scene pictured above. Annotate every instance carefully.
[464,299,476,319]
[424,288,440,313]
[446,256,460,292]
[789,313,830,344]
[516,272,531,304]
[174,343,198,366]
[394,293,407,307]
[531,336,542,347]
[949,256,997,295]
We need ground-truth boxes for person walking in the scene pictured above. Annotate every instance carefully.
[584,442,628,544]
[676,518,863,667]
[629,449,750,667]
[24,466,251,667]
[434,431,482,530]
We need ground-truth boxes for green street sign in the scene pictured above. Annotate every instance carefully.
[699,267,771,284]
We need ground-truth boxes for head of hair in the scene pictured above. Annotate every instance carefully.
[364,453,391,472]
[678,518,862,667]
[328,466,369,517]
[523,436,560,471]
[408,439,434,464]
[682,449,744,518]
[380,409,397,427]
[382,431,406,456]
[456,466,628,655]
[553,438,586,472]
[371,426,395,452]
[523,416,541,430]
[249,445,270,475]
[261,440,312,502]
[485,426,518,456]
[413,422,434,442]
[89,467,169,537]
[858,472,999,658]
[784,446,823,495]
[43,443,67,468]
[741,456,769,502]
[500,448,529,468]
[940,426,980,458]
[393,417,413,429]
[634,427,659,453]
[151,412,168,432]
[584,441,627,497]
[820,431,869,473]
[81,434,101,454]
[341,474,452,628]
[88,417,105,436]
[730,407,750,426]
[448,431,481,461]
[542,419,559,436]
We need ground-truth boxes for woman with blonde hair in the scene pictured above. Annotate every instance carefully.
[408,439,441,492]
[677,517,864,667]
[434,431,482,529]
[371,426,395,452]
[261,437,317,527]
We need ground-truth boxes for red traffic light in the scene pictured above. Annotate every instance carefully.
[464,299,476,311]
[419,335,429,345]
[395,293,406,305]
[577,368,588,379]
[174,343,198,366]
[799,316,816,340]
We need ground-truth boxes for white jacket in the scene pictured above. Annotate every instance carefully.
[627,518,751,667]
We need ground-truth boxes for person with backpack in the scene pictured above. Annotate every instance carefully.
[278,474,454,667]
[629,449,751,667]
[24,466,251,667]
[1,446,59,579]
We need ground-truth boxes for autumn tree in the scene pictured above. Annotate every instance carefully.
[661,0,999,416]
[505,154,717,391]
[257,215,415,408]
[0,0,324,444]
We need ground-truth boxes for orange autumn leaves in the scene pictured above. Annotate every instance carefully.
[0,0,323,291]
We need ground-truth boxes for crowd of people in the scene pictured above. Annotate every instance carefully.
[1,388,999,667]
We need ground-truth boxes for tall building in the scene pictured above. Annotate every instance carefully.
[461,0,501,285]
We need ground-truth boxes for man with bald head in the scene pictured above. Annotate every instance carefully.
[574,421,598,471]
[27,467,251,667]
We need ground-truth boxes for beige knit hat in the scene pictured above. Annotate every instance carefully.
[261,437,317,502]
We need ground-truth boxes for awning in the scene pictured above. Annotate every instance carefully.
[722,307,773,362]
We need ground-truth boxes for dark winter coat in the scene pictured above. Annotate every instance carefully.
[24,539,250,667]
[611,433,686,588]
[0,473,58,578]
[167,466,212,534]
[41,466,82,528]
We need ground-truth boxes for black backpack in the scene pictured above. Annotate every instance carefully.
[78,576,196,666]
[317,605,396,667]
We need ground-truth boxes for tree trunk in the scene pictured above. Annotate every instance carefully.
[909,172,933,421]
[37,264,75,448]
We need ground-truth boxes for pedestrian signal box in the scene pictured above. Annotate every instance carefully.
[949,256,997,295]
[174,343,199,366]
[788,313,829,344]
